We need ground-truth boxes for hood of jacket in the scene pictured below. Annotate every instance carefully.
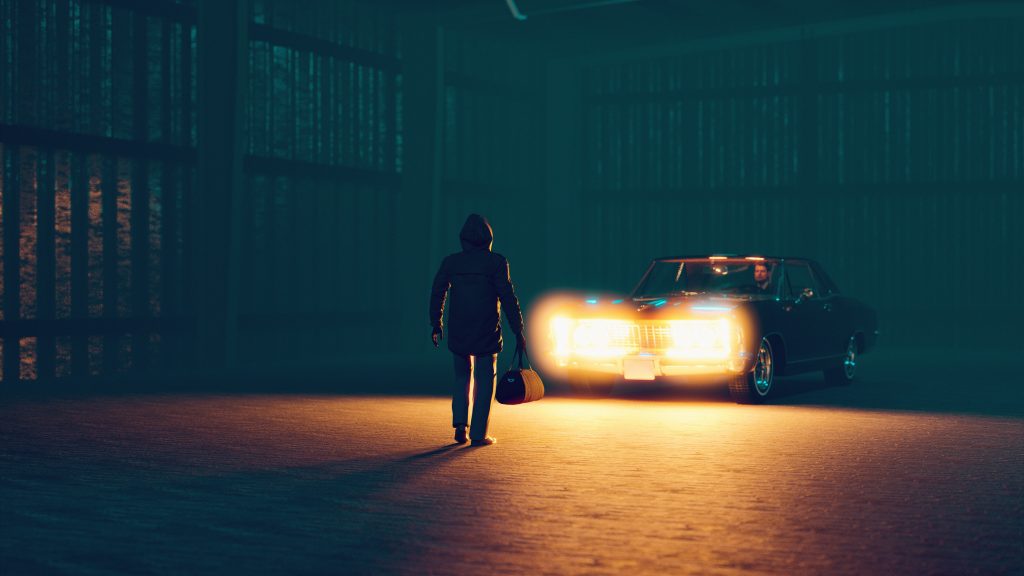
[459,214,494,252]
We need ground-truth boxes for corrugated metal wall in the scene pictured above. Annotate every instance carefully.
[577,16,1023,345]
[0,0,195,383]
[3,2,1017,385]
[0,0,545,383]
[237,0,403,371]
[0,0,408,383]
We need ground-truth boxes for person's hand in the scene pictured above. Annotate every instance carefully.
[515,332,527,350]
[432,327,443,348]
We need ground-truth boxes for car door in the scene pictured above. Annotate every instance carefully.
[781,261,828,364]
[807,261,848,358]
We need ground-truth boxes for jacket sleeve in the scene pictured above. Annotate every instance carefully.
[429,257,450,330]
[493,257,524,335]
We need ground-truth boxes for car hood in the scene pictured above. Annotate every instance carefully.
[632,294,770,313]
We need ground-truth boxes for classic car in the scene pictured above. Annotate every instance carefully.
[536,256,878,403]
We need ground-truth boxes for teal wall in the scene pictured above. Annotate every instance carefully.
[1,0,1020,386]
[547,7,1024,347]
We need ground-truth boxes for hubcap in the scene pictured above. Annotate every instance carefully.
[843,337,857,379]
[754,338,773,396]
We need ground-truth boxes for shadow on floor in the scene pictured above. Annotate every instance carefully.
[0,436,489,574]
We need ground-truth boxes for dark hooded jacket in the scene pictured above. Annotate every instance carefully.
[429,214,524,356]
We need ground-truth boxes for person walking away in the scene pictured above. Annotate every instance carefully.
[429,214,526,447]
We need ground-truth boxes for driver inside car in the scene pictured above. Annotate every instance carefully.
[753,262,773,294]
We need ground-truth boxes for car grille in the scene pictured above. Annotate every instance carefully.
[617,322,673,350]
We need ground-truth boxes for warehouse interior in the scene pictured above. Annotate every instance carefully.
[3,2,1023,574]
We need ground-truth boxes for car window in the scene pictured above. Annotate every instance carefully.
[768,264,783,296]
[633,259,783,298]
[784,262,820,299]
[810,262,840,295]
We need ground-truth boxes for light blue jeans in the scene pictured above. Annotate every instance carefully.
[452,353,497,441]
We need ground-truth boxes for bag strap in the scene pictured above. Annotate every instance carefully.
[502,345,521,376]
[517,344,533,370]
[503,343,532,374]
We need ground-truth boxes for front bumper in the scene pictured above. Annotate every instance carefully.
[564,352,752,380]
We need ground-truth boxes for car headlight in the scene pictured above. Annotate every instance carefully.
[666,319,736,360]
[550,318,635,359]
[551,316,573,358]
[550,316,742,362]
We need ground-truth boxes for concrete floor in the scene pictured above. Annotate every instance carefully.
[1,349,1022,575]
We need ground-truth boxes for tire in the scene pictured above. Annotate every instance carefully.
[729,336,774,404]
[824,335,858,386]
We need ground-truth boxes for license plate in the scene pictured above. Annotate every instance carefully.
[623,358,656,380]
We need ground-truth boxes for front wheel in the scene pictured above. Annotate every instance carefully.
[729,337,774,404]
[824,335,858,386]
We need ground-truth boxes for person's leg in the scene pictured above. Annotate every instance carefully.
[469,353,497,441]
[452,353,471,429]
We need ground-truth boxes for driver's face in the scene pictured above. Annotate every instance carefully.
[754,265,769,282]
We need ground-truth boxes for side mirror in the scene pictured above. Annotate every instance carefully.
[796,287,815,304]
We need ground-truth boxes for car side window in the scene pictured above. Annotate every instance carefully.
[810,262,840,296]
[770,264,784,296]
[784,262,820,300]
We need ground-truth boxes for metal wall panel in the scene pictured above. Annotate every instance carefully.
[0,0,195,384]
[579,17,1023,346]
[236,0,403,371]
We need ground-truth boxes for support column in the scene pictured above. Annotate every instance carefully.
[36,150,55,381]
[70,152,88,379]
[195,0,248,377]
[2,146,21,384]
[131,11,150,375]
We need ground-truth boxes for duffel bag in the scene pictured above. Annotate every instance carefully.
[496,345,544,405]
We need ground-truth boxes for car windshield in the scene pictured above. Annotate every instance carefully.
[633,258,781,299]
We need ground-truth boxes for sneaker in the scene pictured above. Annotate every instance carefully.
[470,436,496,447]
[454,426,468,444]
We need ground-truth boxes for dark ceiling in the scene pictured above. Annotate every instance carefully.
[394,0,979,58]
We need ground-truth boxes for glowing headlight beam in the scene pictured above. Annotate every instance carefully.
[531,291,753,375]
[665,319,736,360]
